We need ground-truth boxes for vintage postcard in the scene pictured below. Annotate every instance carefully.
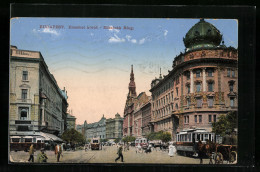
[9,17,238,164]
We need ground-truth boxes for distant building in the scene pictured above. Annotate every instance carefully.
[106,113,123,139]
[141,100,151,137]
[76,122,86,136]
[76,124,83,133]
[123,65,150,137]
[85,115,106,139]
[60,87,68,134]
[67,113,76,130]
[9,46,67,145]
[132,92,149,138]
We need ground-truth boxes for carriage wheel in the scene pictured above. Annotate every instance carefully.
[215,152,223,164]
[229,151,237,164]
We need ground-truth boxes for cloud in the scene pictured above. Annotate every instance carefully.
[125,35,137,44]
[33,28,60,36]
[42,28,60,36]
[108,34,125,43]
[164,30,168,37]
[131,39,137,44]
[126,35,131,41]
[139,38,145,44]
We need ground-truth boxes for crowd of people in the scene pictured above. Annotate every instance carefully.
[25,140,179,163]
[26,143,63,163]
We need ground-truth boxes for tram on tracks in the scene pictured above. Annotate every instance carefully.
[176,128,216,156]
[176,128,237,164]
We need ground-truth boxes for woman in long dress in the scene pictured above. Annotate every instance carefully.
[168,143,176,157]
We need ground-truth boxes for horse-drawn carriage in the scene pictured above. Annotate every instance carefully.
[176,129,237,164]
[214,144,237,164]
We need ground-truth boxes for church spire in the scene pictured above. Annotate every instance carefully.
[128,65,137,97]
[159,67,162,79]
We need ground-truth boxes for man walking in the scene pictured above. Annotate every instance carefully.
[28,144,35,162]
[55,144,62,162]
[115,144,124,163]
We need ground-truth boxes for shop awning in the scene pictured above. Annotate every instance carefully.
[39,132,63,142]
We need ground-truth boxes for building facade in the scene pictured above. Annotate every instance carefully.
[61,88,69,133]
[9,46,68,144]
[123,65,151,137]
[67,113,76,130]
[106,113,123,139]
[141,100,151,137]
[150,19,238,141]
[132,93,149,138]
[123,65,137,137]
[85,115,106,139]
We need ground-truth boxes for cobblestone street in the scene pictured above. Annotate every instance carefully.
[10,145,215,164]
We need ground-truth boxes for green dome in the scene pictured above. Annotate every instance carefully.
[183,19,222,51]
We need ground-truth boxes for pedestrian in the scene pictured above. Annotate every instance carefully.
[197,140,204,164]
[37,148,48,163]
[168,142,176,157]
[115,144,124,162]
[55,144,62,162]
[28,144,35,162]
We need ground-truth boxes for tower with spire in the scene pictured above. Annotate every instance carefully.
[128,65,137,97]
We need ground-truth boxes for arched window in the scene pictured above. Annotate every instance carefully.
[19,107,29,120]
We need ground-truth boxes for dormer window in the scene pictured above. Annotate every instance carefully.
[207,29,212,35]
[194,31,200,36]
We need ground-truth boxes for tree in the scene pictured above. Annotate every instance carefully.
[101,138,108,143]
[160,132,172,143]
[212,111,237,136]
[114,138,121,143]
[61,128,86,144]
[122,136,136,143]
[147,131,171,142]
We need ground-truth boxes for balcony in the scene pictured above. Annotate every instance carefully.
[15,120,31,124]
[17,99,32,104]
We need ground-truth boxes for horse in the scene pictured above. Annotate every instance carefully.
[197,140,217,164]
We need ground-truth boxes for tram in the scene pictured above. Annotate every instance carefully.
[90,138,102,150]
[135,138,148,148]
[176,128,216,156]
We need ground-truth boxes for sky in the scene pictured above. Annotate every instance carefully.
[10,18,238,124]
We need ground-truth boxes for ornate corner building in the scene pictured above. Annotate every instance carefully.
[150,19,238,140]
[9,46,69,146]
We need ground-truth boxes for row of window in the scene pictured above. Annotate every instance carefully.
[186,82,214,93]
[157,120,172,130]
[184,114,217,124]
[185,68,235,80]
[186,69,214,80]
[153,68,235,99]
[186,81,235,93]
[154,91,174,109]
[187,97,235,108]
